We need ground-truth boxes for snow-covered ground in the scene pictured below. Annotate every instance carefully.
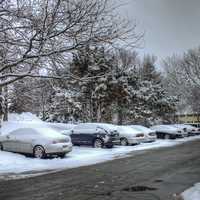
[1,136,200,177]
[182,183,200,200]
[1,112,200,180]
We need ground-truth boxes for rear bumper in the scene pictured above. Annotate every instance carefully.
[143,137,156,143]
[45,143,73,154]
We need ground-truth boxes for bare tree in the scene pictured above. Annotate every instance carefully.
[162,48,200,115]
[0,0,141,87]
[0,0,142,125]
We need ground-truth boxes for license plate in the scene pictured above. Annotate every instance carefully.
[63,145,68,148]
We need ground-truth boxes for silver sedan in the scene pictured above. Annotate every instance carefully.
[0,127,73,158]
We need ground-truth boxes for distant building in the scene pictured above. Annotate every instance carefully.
[175,113,200,123]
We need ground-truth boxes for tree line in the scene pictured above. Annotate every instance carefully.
[0,0,177,127]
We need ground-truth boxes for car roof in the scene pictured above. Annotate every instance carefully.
[9,127,64,138]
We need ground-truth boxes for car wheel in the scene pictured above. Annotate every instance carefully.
[0,143,3,151]
[59,153,66,158]
[120,138,129,146]
[33,145,46,159]
[93,138,104,148]
[164,134,171,139]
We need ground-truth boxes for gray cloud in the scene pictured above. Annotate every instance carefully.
[120,0,200,60]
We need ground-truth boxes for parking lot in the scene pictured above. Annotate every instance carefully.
[1,134,200,180]
[1,139,200,200]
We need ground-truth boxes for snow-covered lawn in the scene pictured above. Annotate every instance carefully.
[182,183,200,200]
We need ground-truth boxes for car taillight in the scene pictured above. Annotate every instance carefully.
[136,133,144,137]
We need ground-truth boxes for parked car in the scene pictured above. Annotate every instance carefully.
[128,125,157,142]
[0,128,72,158]
[150,125,185,139]
[173,124,198,136]
[184,123,200,135]
[116,126,147,145]
[62,123,120,148]
[185,123,200,129]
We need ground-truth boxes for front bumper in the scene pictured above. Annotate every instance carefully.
[175,134,184,138]
[128,137,147,144]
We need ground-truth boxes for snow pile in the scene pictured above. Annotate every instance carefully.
[182,183,200,200]
[2,113,75,135]
[8,112,42,122]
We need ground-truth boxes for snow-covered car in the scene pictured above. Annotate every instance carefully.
[172,124,198,136]
[185,123,200,129]
[116,126,147,145]
[150,125,185,139]
[184,124,200,135]
[129,125,157,142]
[0,128,72,158]
[63,123,120,148]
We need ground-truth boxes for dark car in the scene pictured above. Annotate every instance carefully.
[63,123,120,148]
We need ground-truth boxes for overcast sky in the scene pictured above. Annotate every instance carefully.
[120,0,200,61]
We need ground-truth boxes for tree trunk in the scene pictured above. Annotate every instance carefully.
[3,85,8,121]
[0,87,5,134]
[117,100,123,125]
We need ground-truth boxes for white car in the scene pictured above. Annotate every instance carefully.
[0,128,72,158]
[116,126,147,146]
[129,125,157,142]
[174,124,198,136]
[150,125,185,139]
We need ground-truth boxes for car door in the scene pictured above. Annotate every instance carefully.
[2,133,19,152]
[70,126,82,145]
[72,124,95,145]
[80,125,95,145]
[14,130,34,153]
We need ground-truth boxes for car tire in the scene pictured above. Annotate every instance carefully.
[59,153,66,158]
[120,138,129,146]
[0,143,3,151]
[93,138,104,148]
[33,145,46,159]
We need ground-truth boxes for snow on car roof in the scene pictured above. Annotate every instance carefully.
[151,125,178,131]
[9,127,65,138]
[77,123,117,130]
[117,126,141,134]
[130,125,151,132]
